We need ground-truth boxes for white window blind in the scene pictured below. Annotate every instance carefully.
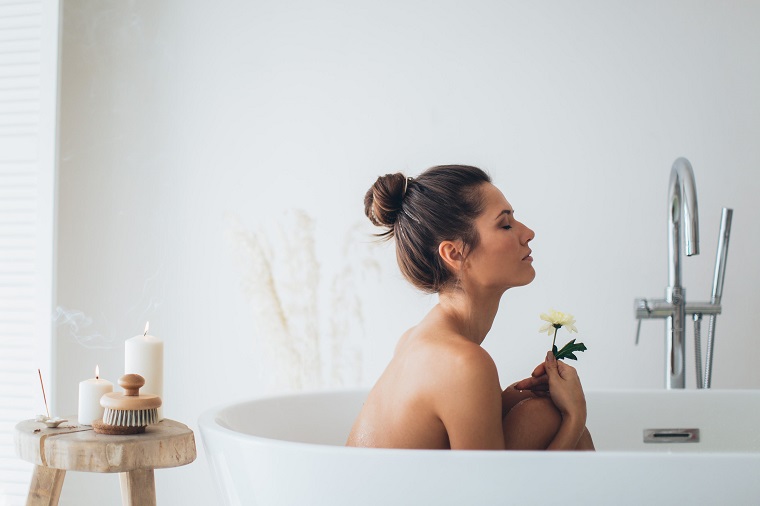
[0,0,58,504]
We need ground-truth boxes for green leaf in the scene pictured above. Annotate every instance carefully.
[554,340,588,361]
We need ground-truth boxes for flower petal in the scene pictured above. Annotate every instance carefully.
[539,309,579,334]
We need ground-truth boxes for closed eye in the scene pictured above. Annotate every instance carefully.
[502,225,512,230]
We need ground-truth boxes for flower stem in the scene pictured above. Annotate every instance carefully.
[552,327,558,349]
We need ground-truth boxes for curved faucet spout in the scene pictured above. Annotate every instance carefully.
[668,157,700,288]
[666,157,700,388]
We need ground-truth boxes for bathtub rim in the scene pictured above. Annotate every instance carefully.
[198,387,760,458]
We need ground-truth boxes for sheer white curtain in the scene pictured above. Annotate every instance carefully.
[0,0,59,504]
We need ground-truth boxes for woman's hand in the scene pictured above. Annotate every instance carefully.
[514,353,586,419]
[542,351,587,423]
[513,362,549,396]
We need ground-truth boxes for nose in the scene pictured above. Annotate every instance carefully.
[522,222,535,245]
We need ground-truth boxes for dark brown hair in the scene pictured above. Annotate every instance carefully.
[364,165,492,293]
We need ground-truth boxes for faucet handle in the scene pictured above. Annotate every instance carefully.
[634,298,650,345]
[634,297,678,344]
[635,298,650,319]
[634,297,661,345]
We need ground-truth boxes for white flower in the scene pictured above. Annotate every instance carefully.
[539,309,578,335]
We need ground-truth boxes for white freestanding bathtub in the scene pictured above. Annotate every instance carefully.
[199,389,760,505]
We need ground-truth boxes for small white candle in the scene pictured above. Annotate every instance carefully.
[78,366,113,425]
[125,321,164,419]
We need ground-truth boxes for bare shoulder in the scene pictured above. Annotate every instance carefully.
[432,336,500,391]
[347,324,504,449]
[391,326,502,405]
[407,310,499,384]
[394,318,500,386]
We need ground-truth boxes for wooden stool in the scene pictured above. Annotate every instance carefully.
[14,418,197,506]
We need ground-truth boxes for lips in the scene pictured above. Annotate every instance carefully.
[523,250,533,261]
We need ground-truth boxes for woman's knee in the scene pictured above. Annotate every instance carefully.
[517,397,562,429]
[502,397,562,449]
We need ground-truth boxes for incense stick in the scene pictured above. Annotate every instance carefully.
[37,369,50,418]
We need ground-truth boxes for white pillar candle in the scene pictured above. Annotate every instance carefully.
[125,321,164,419]
[78,366,113,425]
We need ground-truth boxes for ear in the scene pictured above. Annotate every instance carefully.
[438,240,465,274]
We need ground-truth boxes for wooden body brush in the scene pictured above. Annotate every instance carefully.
[93,374,162,435]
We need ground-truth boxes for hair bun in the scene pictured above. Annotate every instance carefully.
[364,172,407,229]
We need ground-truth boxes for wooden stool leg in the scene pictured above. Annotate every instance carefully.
[119,469,156,506]
[26,466,65,506]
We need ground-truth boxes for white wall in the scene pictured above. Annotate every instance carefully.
[55,1,760,504]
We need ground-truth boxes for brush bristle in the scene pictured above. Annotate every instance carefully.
[102,407,158,427]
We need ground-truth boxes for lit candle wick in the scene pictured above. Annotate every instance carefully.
[144,321,149,336]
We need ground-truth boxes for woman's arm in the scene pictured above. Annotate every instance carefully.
[437,345,587,450]
[434,344,506,450]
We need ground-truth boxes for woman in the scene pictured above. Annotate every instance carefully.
[346,165,594,450]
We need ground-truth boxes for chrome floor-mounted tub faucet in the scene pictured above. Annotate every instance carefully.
[635,157,732,389]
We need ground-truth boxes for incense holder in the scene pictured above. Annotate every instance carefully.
[36,415,68,428]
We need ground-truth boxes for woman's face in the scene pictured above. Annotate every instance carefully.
[462,183,535,291]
